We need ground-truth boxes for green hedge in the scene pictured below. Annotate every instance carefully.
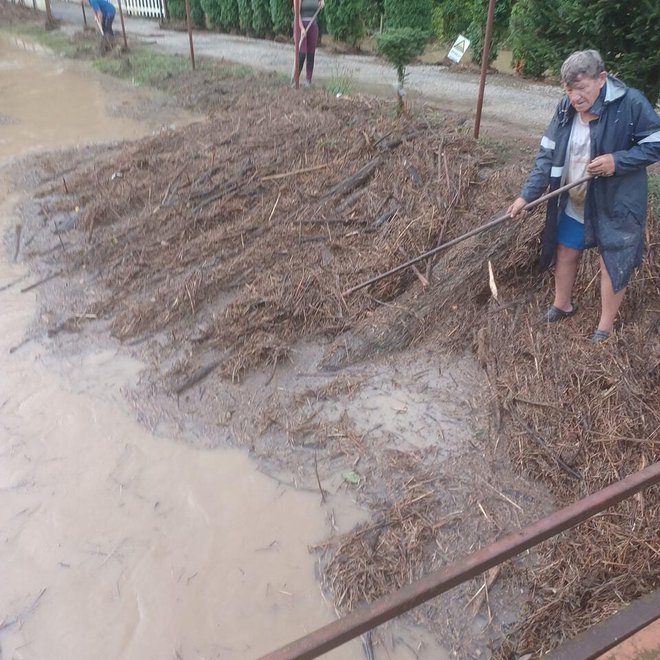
[325,0,365,47]
[509,0,659,103]
[384,0,432,35]
[219,0,240,30]
[237,0,253,32]
[270,0,292,35]
[252,0,272,35]
[168,0,206,26]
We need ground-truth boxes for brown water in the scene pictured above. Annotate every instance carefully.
[0,35,449,659]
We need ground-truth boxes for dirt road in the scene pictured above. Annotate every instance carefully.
[50,0,561,133]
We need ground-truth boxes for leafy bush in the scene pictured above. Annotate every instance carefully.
[564,0,659,105]
[168,0,206,26]
[167,0,186,20]
[237,0,253,32]
[270,0,292,35]
[325,0,365,48]
[508,0,562,77]
[434,0,470,41]
[509,0,659,104]
[434,0,512,63]
[465,0,512,64]
[430,5,444,41]
[218,0,240,30]
[251,0,272,35]
[384,0,432,34]
[201,0,221,27]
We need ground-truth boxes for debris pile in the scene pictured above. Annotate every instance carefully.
[17,66,659,656]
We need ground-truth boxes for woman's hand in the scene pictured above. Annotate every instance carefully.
[507,197,529,218]
[319,0,325,7]
[587,154,615,177]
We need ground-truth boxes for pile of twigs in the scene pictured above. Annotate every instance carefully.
[41,80,501,380]
[22,68,659,656]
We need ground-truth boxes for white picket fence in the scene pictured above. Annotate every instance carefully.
[120,0,163,18]
[63,0,163,19]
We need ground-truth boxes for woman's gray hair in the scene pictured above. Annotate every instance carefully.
[560,50,605,85]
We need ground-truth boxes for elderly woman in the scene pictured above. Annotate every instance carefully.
[508,49,660,342]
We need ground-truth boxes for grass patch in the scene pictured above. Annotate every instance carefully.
[325,67,354,96]
[5,24,84,57]
[92,48,194,86]
[93,50,255,88]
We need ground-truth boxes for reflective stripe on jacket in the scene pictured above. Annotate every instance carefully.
[520,75,660,291]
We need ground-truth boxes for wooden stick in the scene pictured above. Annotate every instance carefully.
[261,163,328,181]
[342,175,594,297]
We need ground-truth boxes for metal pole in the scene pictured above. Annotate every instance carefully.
[184,0,195,70]
[293,0,301,89]
[342,175,593,297]
[260,461,660,660]
[43,0,54,25]
[116,0,128,49]
[81,0,87,27]
[474,0,496,139]
[547,589,660,660]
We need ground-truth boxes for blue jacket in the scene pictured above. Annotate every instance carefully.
[89,0,115,17]
[520,75,660,291]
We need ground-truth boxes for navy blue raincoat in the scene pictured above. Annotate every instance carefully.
[520,75,660,292]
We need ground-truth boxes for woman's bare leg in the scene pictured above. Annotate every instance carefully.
[552,245,582,311]
[598,256,626,333]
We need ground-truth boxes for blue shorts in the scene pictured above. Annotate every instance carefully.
[557,211,585,250]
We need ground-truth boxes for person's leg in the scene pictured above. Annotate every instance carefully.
[298,53,306,76]
[552,244,581,312]
[597,255,626,334]
[103,14,114,36]
[306,52,315,82]
[305,21,318,82]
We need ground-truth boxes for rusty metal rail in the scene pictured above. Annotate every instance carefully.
[547,588,660,659]
[259,461,660,660]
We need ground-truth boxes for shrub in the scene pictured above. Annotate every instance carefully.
[430,5,444,41]
[465,0,512,64]
[384,0,432,34]
[325,0,365,48]
[168,0,206,27]
[434,0,512,64]
[167,0,186,20]
[201,0,221,27]
[509,0,659,103]
[237,0,253,32]
[251,0,272,35]
[508,0,561,77]
[270,0,292,35]
[219,0,240,30]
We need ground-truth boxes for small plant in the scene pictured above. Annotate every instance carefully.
[325,67,354,96]
[376,27,426,114]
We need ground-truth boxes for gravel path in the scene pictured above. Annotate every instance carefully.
[51,0,561,132]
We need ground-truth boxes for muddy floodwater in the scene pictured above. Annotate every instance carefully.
[0,35,450,659]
